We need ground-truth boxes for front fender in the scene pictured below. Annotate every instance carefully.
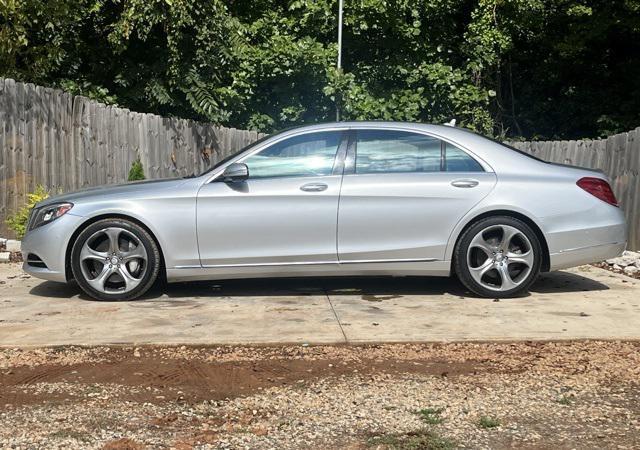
[68,197,199,269]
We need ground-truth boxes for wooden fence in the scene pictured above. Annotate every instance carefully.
[1,77,639,250]
[0,78,262,236]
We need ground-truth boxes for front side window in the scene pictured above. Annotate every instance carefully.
[243,131,342,179]
[355,129,483,174]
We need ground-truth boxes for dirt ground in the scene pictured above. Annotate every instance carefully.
[1,341,639,449]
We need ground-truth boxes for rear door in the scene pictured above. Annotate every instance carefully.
[337,128,497,262]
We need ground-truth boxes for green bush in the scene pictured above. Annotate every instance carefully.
[5,185,50,239]
[128,158,145,181]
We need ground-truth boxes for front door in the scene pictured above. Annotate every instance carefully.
[197,130,347,267]
[337,129,497,262]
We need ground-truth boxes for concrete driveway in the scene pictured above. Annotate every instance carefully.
[1,263,639,346]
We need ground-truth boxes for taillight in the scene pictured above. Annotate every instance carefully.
[576,177,618,207]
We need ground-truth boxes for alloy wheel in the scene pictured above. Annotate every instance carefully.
[466,224,534,292]
[79,227,148,294]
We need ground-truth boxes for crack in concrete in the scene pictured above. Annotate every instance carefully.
[324,290,348,343]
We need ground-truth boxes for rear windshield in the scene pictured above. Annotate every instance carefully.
[493,139,549,163]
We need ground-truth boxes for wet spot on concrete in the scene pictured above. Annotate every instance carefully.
[270,307,300,312]
[548,311,591,317]
[361,295,401,302]
[129,300,204,310]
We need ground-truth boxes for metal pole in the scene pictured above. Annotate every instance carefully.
[336,0,343,121]
[337,0,343,70]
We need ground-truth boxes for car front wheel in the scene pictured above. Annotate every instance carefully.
[71,218,160,301]
[454,216,542,298]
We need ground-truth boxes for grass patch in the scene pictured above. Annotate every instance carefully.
[416,407,445,425]
[478,416,500,429]
[368,430,455,450]
[557,395,574,405]
[49,429,90,441]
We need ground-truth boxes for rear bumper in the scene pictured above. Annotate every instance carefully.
[550,241,626,271]
[21,213,85,283]
[543,201,627,270]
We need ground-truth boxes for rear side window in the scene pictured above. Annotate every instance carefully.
[354,130,483,174]
[355,130,441,174]
[445,143,484,172]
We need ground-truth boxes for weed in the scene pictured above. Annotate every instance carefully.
[557,395,574,405]
[368,429,456,450]
[478,416,500,429]
[49,429,89,441]
[417,407,445,425]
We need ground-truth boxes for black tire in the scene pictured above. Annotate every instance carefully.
[454,216,542,298]
[71,218,160,301]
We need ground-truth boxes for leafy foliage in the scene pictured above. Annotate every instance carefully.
[5,185,49,239]
[1,0,639,139]
[127,158,145,181]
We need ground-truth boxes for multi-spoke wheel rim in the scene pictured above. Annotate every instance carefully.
[466,224,534,292]
[79,227,148,294]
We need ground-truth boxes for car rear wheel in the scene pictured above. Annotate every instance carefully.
[71,218,160,301]
[454,216,542,298]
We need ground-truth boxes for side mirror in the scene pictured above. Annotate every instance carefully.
[220,163,249,182]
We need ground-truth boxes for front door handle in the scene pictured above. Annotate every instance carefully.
[300,182,328,192]
[451,179,479,188]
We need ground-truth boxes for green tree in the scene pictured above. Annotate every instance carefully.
[2,0,639,139]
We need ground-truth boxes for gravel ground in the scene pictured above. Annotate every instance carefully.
[1,341,639,449]
[597,250,640,279]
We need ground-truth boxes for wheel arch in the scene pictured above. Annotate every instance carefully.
[64,213,166,282]
[450,209,550,274]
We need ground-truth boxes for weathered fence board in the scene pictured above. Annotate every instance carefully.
[0,77,639,251]
[0,78,265,236]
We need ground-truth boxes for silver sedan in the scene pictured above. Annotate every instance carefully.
[21,122,627,300]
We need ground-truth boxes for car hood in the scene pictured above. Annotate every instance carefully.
[37,178,189,208]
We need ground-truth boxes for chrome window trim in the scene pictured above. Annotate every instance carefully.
[200,124,493,185]
[346,125,494,173]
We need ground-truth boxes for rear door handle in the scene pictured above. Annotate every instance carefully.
[300,182,328,192]
[451,179,479,188]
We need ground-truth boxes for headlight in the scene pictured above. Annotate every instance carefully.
[28,203,73,231]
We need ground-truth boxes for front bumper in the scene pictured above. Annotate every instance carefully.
[21,213,85,283]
